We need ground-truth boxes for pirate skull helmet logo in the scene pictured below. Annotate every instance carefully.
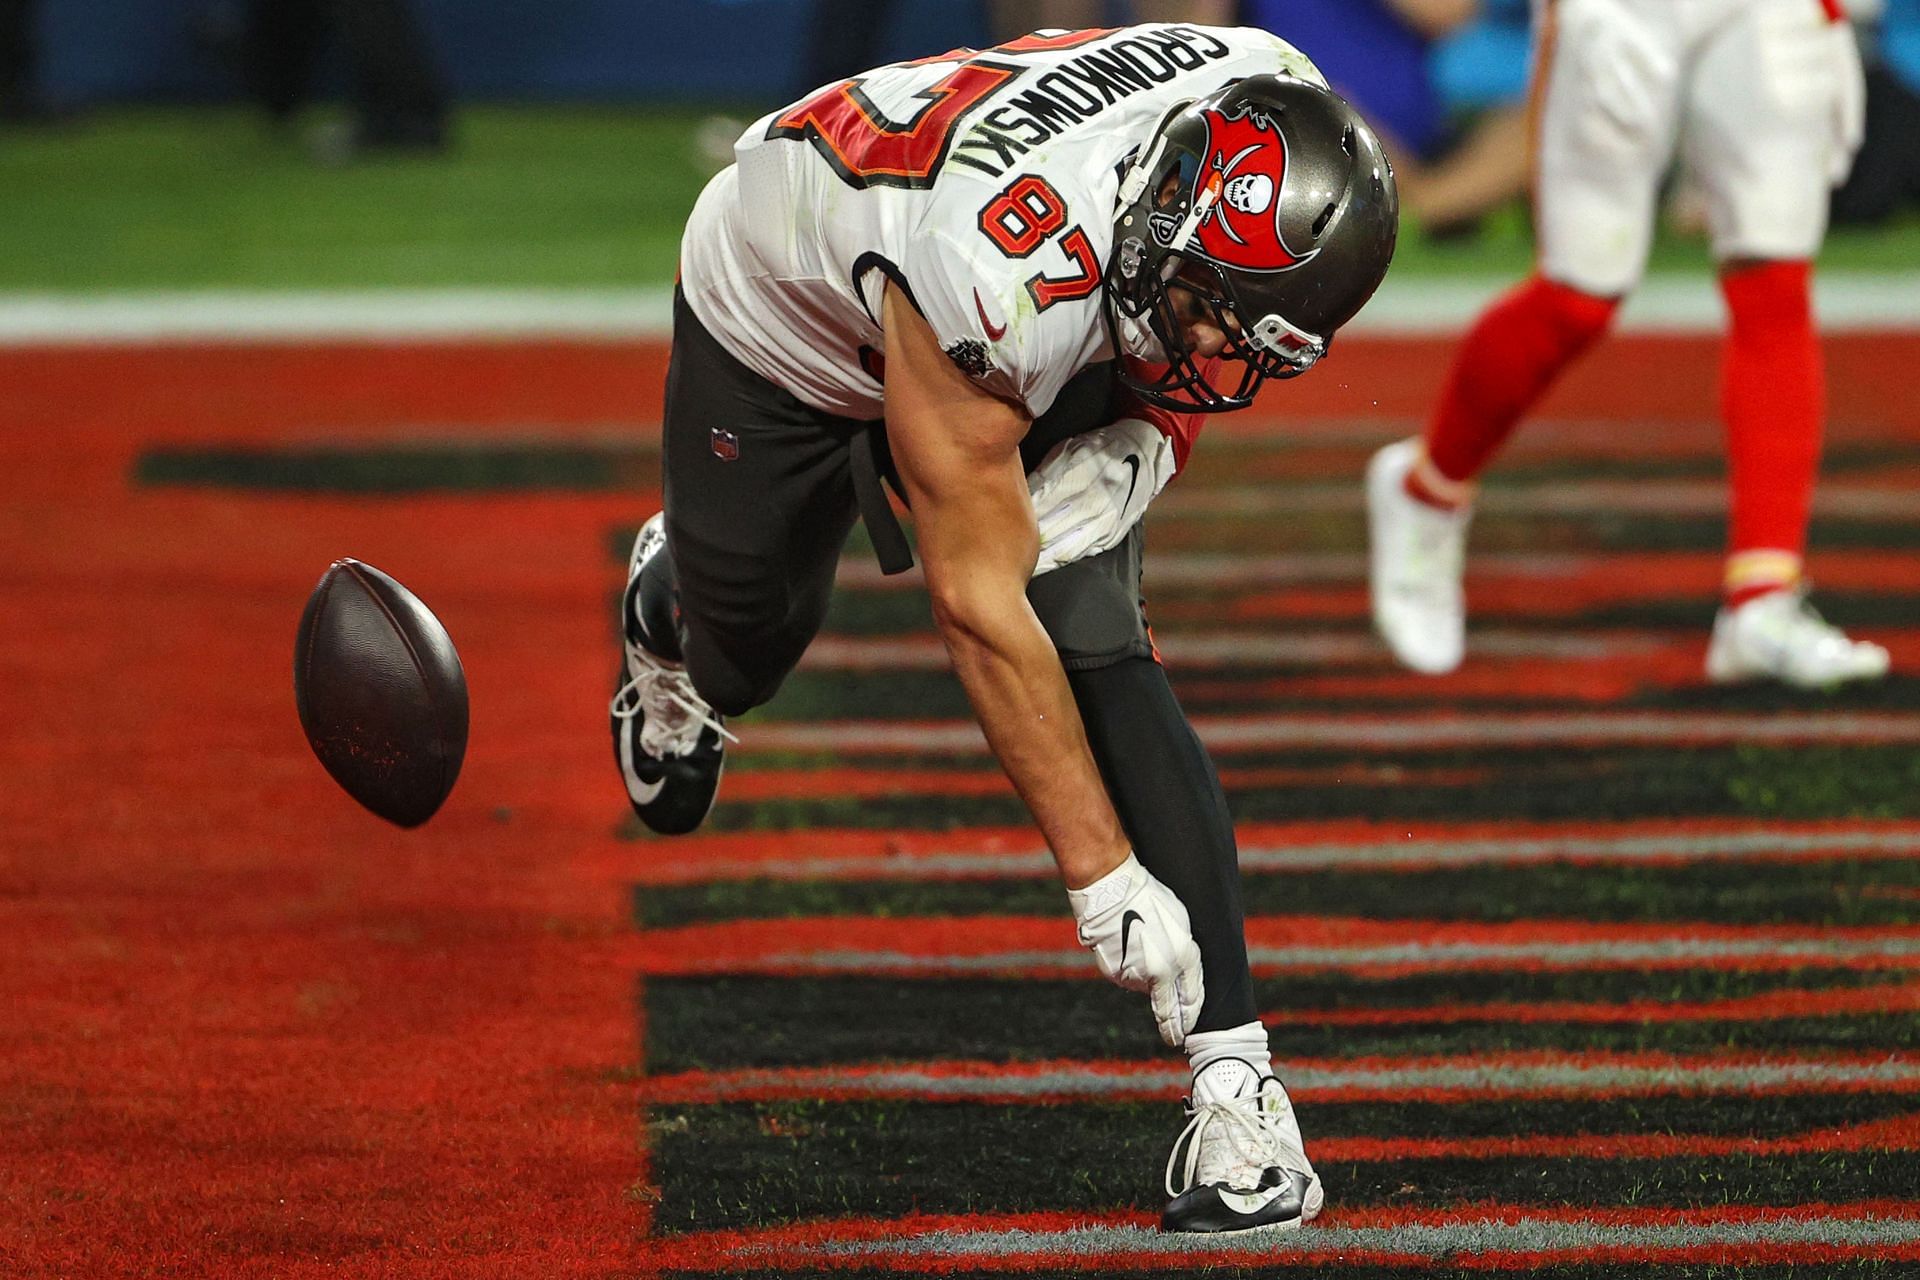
[1154,101,1321,275]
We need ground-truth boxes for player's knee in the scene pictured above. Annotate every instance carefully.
[681,615,809,717]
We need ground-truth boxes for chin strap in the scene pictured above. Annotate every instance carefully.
[1246,312,1326,374]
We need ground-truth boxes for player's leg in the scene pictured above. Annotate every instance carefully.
[1029,534,1255,1036]
[327,0,450,150]
[614,291,861,833]
[1685,0,1888,686]
[1369,0,1674,673]
[1028,530,1319,1234]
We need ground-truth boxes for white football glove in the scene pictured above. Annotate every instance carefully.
[1029,419,1176,577]
[1067,853,1205,1047]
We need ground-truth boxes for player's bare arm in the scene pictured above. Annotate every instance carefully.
[879,282,1128,890]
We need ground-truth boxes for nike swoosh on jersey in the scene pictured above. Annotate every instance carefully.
[1119,909,1144,970]
[973,289,1007,342]
[1122,453,1141,509]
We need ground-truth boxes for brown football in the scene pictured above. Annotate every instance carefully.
[293,559,468,827]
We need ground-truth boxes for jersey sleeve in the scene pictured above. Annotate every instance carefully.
[897,216,1109,422]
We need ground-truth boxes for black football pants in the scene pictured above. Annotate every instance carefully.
[646,293,1259,1033]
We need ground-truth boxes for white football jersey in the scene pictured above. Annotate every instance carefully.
[679,24,1326,421]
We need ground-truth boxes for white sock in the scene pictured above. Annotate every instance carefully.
[1184,1020,1272,1096]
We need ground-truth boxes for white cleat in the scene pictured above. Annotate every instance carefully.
[1162,1057,1323,1234]
[1367,438,1472,675]
[1705,587,1891,689]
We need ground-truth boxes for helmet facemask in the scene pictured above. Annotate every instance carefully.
[1107,241,1325,413]
[1105,75,1398,414]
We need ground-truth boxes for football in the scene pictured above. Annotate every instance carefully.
[293,558,468,827]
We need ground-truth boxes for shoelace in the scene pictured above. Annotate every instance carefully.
[610,641,737,758]
[1164,1086,1301,1197]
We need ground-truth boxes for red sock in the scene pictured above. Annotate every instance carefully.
[1721,261,1822,604]
[1424,275,1620,484]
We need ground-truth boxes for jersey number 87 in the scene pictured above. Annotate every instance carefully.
[979,175,1103,312]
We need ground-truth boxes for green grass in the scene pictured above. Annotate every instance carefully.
[0,108,712,290]
[7,107,1920,291]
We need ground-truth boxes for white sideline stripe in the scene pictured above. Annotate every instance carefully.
[0,272,1913,344]
[674,1056,1920,1103]
[740,711,1920,755]
[1359,271,1920,334]
[801,629,1669,671]
[770,935,1920,974]
[684,829,1920,882]
[1155,480,1920,519]
[778,1211,1920,1262]
[0,289,677,344]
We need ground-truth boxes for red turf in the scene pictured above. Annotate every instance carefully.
[1,331,1914,1275]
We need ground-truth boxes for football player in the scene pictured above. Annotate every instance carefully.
[1368,0,1888,687]
[612,24,1396,1232]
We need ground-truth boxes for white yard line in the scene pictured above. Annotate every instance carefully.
[768,932,1920,975]
[738,710,1920,755]
[670,828,1920,882]
[653,1054,1920,1104]
[777,1208,1920,1263]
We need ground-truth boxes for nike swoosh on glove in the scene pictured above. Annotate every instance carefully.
[1028,419,1175,577]
[1067,852,1205,1047]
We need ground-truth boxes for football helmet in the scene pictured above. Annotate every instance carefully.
[1106,74,1399,412]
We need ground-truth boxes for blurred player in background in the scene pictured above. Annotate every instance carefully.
[1368,0,1890,687]
[988,2,1239,43]
[1247,0,1536,236]
[613,24,1396,1233]
[0,0,51,123]
[210,0,450,158]
[1832,0,1920,225]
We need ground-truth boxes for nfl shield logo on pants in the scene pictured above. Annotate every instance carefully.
[710,428,740,462]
